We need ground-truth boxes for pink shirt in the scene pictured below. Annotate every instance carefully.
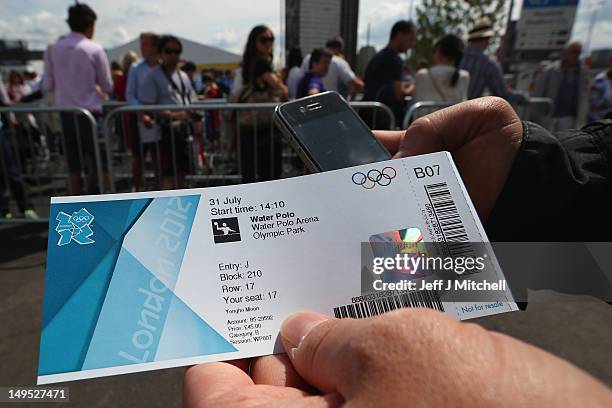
[43,32,112,113]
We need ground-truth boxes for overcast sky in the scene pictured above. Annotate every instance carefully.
[0,0,610,57]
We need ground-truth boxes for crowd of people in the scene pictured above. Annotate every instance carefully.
[0,2,611,405]
[0,3,611,209]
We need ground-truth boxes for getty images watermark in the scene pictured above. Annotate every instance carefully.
[370,253,507,292]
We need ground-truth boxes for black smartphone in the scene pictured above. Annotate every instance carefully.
[273,91,391,172]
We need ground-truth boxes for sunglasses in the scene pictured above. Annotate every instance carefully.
[258,36,274,44]
[163,48,181,55]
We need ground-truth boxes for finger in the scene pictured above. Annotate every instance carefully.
[184,362,343,408]
[184,358,250,376]
[184,362,253,407]
[226,358,251,373]
[396,97,521,157]
[286,393,345,408]
[395,97,522,220]
[372,130,405,155]
[394,114,444,158]
[280,311,363,395]
[250,353,315,392]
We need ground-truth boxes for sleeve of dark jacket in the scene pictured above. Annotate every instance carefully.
[486,120,612,241]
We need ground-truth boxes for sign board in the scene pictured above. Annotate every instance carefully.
[516,0,579,51]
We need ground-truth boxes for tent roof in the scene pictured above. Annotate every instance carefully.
[106,35,241,66]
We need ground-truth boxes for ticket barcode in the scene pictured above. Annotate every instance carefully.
[424,182,474,258]
[333,290,444,319]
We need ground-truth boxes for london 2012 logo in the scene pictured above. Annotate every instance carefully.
[352,166,396,189]
[55,208,95,246]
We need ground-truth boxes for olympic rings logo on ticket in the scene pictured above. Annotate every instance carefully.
[71,216,91,223]
[352,166,397,189]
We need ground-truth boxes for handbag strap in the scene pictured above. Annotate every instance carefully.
[237,84,255,103]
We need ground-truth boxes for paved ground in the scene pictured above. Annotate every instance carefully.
[0,223,610,407]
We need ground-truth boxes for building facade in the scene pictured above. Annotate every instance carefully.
[285,0,359,68]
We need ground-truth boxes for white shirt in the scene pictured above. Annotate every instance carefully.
[412,65,470,103]
[287,66,304,99]
[301,54,356,94]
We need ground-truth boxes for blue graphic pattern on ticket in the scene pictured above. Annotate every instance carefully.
[38,153,517,384]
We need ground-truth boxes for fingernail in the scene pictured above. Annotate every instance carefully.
[281,311,330,351]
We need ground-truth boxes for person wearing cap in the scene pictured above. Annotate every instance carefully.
[460,17,527,103]
[532,42,590,131]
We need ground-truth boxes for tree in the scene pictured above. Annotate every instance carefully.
[411,0,509,66]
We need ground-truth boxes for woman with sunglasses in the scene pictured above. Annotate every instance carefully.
[236,25,288,183]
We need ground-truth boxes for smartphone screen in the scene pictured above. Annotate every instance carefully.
[278,92,391,171]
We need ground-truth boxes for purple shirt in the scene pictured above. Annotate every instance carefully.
[43,32,112,113]
[297,72,326,99]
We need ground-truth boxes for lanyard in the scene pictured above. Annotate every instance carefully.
[162,67,190,105]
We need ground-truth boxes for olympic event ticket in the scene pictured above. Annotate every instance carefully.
[38,152,517,384]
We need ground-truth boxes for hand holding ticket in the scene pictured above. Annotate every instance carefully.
[38,152,516,384]
[183,307,612,408]
[185,97,612,408]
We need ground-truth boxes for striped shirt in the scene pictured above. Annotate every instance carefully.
[460,45,527,103]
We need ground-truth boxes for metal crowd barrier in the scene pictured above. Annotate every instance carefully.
[102,100,127,110]
[193,98,229,104]
[0,106,103,223]
[101,99,229,110]
[402,101,454,129]
[102,101,394,193]
[0,101,395,221]
[402,97,555,130]
[511,97,554,130]
[351,101,396,130]
[0,96,551,223]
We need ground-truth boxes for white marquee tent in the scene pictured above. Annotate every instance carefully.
[106,36,241,68]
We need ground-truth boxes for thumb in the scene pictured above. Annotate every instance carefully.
[394,116,444,159]
[280,311,363,395]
